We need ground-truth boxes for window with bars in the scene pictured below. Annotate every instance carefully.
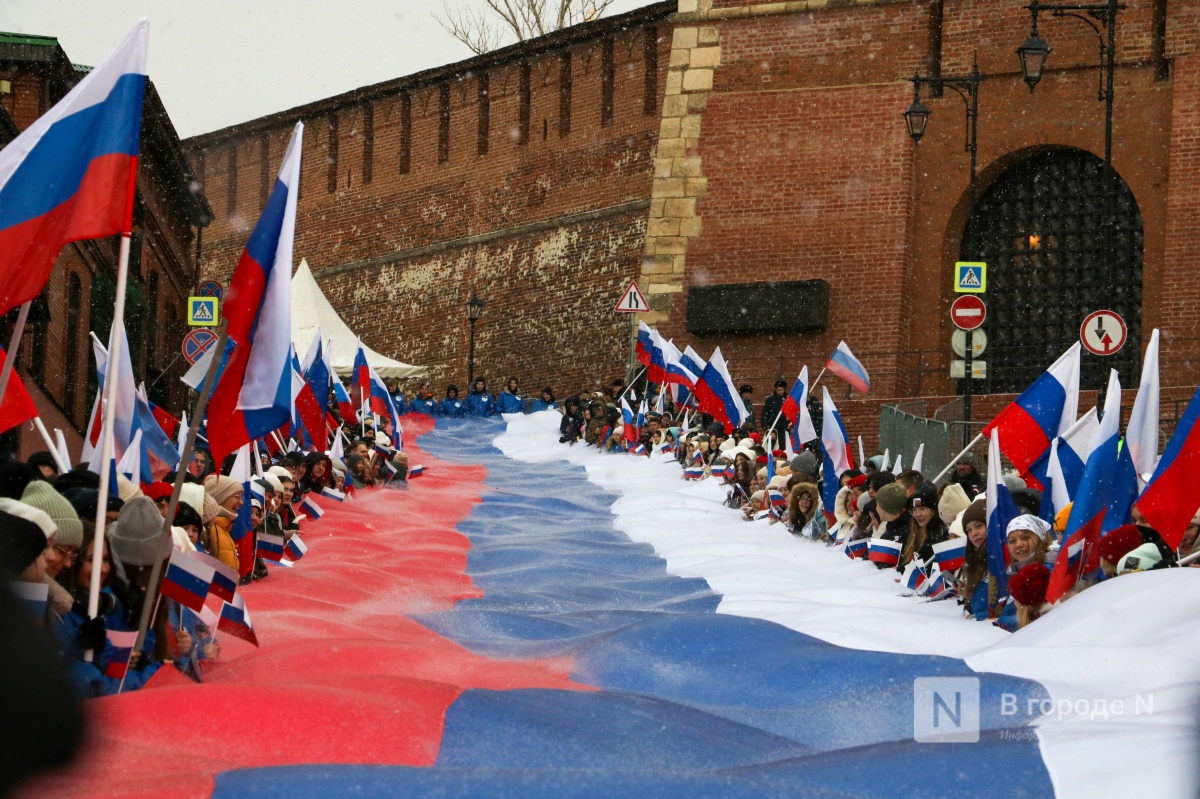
[960,148,1143,394]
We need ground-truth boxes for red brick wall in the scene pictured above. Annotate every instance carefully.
[189,19,673,393]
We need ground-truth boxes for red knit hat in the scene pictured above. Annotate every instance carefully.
[141,482,173,502]
[748,432,763,444]
[847,473,867,488]
[1098,524,1143,565]
[1008,563,1051,607]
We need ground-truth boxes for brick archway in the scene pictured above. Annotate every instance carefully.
[960,147,1143,393]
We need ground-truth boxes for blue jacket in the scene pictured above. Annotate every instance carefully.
[531,399,559,412]
[390,392,409,416]
[467,392,495,416]
[496,390,524,414]
[411,396,436,415]
[439,397,467,417]
[58,588,160,697]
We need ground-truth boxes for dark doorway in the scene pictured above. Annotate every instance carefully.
[960,148,1143,393]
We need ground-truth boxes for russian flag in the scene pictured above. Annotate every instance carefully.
[1047,370,1137,602]
[207,122,304,465]
[160,549,215,613]
[102,629,139,680]
[284,535,308,561]
[693,347,747,433]
[300,327,331,418]
[290,348,328,451]
[296,495,324,521]
[1033,407,1098,523]
[133,386,180,481]
[408,465,424,478]
[332,379,356,422]
[663,338,698,389]
[984,343,1080,480]
[985,428,1019,601]
[256,533,286,562]
[86,322,138,473]
[353,339,402,442]
[646,326,670,385]
[635,322,665,383]
[931,537,967,572]
[845,538,869,559]
[218,594,259,647]
[189,551,237,603]
[868,538,902,567]
[903,562,928,593]
[710,463,732,479]
[1137,379,1200,550]
[0,346,38,435]
[621,398,638,445]
[819,386,853,523]
[824,341,871,394]
[778,366,818,443]
[656,440,674,455]
[0,20,147,316]
[319,486,346,503]
[11,581,48,625]
[1126,329,1161,490]
[925,569,955,599]
[683,465,705,479]
[631,443,647,456]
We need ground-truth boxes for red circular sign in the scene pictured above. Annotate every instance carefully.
[950,295,987,331]
[1080,310,1127,356]
[182,329,218,365]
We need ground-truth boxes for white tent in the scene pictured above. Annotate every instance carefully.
[291,259,428,380]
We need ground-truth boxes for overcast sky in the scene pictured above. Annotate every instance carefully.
[5,0,660,139]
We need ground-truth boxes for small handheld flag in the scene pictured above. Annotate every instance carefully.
[408,465,425,478]
[159,549,215,612]
[683,465,705,479]
[845,538,869,559]
[217,594,259,647]
[256,533,286,562]
[11,581,49,625]
[903,562,928,594]
[189,551,238,603]
[103,629,139,679]
[296,495,324,521]
[868,538,902,567]
[931,537,967,572]
[284,535,307,561]
[319,486,346,502]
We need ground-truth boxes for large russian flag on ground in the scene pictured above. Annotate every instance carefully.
[824,341,870,394]
[1136,379,1200,550]
[984,343,1080,481]
[0,20,147,316]
[207,123,303,464]
[1047,370,1137,603]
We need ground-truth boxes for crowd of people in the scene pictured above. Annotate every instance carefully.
[7,370,1195,706]
[0,414,416,700]
[546,376,1198,633]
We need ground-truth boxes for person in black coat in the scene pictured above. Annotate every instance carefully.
[947,453,985,498]
[559,396,585,444]
[761,380,788,440]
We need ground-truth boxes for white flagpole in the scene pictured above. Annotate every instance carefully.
[0,301,31,408]
[31,417,68,473]
[85,234,132,658]
[809,367,826,391]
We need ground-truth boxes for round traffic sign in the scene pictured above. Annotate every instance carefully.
[952,329,987,358]
[182,329,218,365]
[950,295,986,331]
[1080,310,1127,356]
[198,280,223,299]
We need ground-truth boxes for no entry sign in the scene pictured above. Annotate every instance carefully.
[950,295,986,331]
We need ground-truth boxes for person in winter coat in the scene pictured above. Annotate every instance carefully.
[496,377,524,414]
[467,379,496,416]
[202,476,242,574]
[386,381,409,416]
[948,453,985,498]
[439,385,467,417]
[410,381,437,415]
[532,386,558,412]
[725,459,754,510]
[738,384,757,429]
[874,483,911,568]
[786,482,821,537]
[899,483,950,572]
[761,380,788,439]
[957,500,999,621]
[559,396,584,443]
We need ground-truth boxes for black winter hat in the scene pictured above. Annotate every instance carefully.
[909,483,939,512]
[54,468,100,494]
[0,509,47,575]
[26,451,59,473]
[174,501,203,529]
[0,461,38,500]
[775,379,788,389]
[61,488,123,521]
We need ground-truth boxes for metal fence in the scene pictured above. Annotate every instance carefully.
[878,405,952,481]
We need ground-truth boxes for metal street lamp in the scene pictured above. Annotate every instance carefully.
[1017,0,1124,368]
[904,57,983,444]
[465,290,484,386]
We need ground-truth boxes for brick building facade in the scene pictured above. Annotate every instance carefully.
[185,0,1199,443]
[0,32,211,457]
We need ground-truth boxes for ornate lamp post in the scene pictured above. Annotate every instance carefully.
[465,290,484,386]
[904,56,983,442]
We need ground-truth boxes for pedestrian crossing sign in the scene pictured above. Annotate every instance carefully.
[187,296,219,327]
[954,262,986,294]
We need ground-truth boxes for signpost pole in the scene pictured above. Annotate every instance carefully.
[963,330,973,448]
